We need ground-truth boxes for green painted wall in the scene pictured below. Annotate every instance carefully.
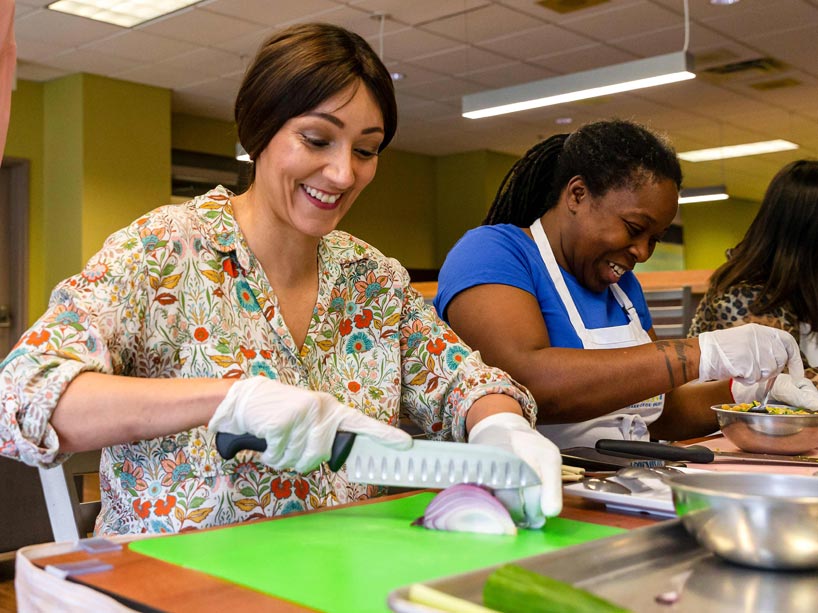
[42,75,84,305]
[434,150,516,266]
[5,80,45,325]
[340,148,437,268]
[81,75,170,261]
[636,243,684,272]
[172,113,236,157]
[681,197,760,270]
[9,75,171,314]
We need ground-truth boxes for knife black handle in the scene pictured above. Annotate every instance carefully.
[216,433,267,459]
[215,431,357,472]
[595,439,715,463]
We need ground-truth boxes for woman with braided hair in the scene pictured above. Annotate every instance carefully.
[435,119,817,448]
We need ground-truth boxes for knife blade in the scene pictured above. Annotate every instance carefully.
[595,439,818,466]
[216,432,541,489]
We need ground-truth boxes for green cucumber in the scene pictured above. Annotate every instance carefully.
[483,563,630,613]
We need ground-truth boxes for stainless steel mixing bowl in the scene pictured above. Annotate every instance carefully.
[669,472,818,570]
[711,404,818,455]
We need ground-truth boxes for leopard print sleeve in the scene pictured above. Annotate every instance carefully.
[689,283,818,385]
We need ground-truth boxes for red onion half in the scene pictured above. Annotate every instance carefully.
[414,484,517,535]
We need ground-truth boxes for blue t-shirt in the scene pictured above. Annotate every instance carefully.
[434,225,652,348]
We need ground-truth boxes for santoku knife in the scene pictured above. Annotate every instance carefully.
[216,432,541,489]
[596,439,818,466]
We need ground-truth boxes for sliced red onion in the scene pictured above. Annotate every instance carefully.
[415,484,517,535]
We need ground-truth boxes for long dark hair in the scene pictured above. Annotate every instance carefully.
[709,159,818,328]
[483,119,682,226]
[235,23,398,179]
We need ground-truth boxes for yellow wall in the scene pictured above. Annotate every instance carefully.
[636,243,685,272]
[7,75,171,316]
[81,75,170,261]
[172,113,236,157]
[681,197,760,270]
[340,148,437,268]
[434,150,516,265]
[42,75,84,294]
[4,80,45,325]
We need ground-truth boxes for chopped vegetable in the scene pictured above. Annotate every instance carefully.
[414,484,517,536]
[408,584,501,613]
[721,402,813,415]
[483,564,630,613]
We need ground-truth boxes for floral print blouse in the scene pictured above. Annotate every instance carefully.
[0,186,536,535]
[689,281,818,384]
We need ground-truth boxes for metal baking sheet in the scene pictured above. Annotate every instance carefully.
[388,519,818,612]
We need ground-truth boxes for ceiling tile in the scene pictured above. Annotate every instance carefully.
[42,49,139,76]
[421,4,543,43]
[114,62,210,90]
[479,24,595,61]
[407,45,510,76]
[201,0,342,26]
[176,76,242,102]
[463,61,555,88]
[14,60,69,82]
[560,1,681,41]
[399,76,487,103]
[394,98,458,122]
[699,0,818,40]
[138,6,266,45]
[12,4,39,18]
[160,47,247,78]
[82,31,199,62]
[15,37,68,62]
[391,62,451,86]
[173,90,235,122]
[14,8,123,48]
[380,27,461,62]
[532,44,635,73]
[499,0,641,24]
[349,0,489,26]
[211,27,274,57]
[748,24,818,72]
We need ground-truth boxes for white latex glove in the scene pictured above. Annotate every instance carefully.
[208,376,412,473]
[467,412,562,530]
[698,323,804,384]
[732,374,818,411]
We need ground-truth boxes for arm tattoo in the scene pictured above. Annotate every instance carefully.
[653,340,689,387]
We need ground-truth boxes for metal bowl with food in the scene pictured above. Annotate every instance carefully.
[668,472,818,570]
[711,403,818,455]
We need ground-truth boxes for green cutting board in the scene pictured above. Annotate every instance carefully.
[130,493,622,613]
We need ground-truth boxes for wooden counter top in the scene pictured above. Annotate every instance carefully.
[634,269,712,294]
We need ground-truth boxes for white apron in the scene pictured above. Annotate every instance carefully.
[530,219,665,449]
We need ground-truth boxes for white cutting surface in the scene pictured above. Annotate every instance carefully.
[564,468,703,519]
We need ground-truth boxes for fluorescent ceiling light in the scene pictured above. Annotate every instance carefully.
[678,185,729,204]
[678,139,799,162]
[462,52,695,119]
[48,0,202,28]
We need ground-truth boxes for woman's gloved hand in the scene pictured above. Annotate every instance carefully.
[467,412,562,529]
[208,376,412,473]
[698,323,804,384]
[732,374,818,411]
